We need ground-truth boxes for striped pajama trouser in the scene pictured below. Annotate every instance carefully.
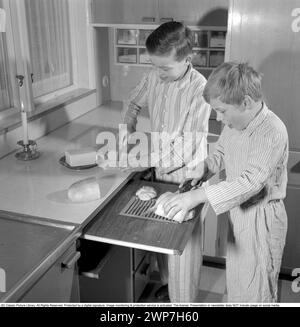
[154,147,207,303]
[156,214,203,303]
[226,200,287,303]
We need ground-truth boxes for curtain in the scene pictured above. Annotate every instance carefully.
[25,0,73,98]
[0,1,12,112]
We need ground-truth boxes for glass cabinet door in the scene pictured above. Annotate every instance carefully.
[117,47,137,64]
[116,29,137,45]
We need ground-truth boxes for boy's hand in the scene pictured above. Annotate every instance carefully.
[179,161,206,188]
[153,191,199,223]
[163,192,195,217]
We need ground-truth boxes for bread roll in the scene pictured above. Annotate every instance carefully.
[155,203,194,223]
[136,186,157,201]
[68,177,101,202]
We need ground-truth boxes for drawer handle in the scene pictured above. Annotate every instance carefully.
[80,247,117,279]
[160,17,174,23]
[142,16,156,23]
[139,262,150,276]
[61,251,81,269]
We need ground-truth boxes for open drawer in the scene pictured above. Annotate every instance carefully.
[81,179,201,255]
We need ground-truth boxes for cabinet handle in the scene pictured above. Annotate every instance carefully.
[142,16,156,23]
[160,17,174,23]
[16,75,24,87]
[61,251,81,269]
[139,262,150,276]
[80,246,118,279]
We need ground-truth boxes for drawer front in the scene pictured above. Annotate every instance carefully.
[79,243,132,302]
[18,243,80,303]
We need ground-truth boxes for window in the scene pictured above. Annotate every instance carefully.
[0,0,94,119]
[25,0,73,98]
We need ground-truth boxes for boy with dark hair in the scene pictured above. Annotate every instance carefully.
[123,21,211,302]
[156,62,289,303]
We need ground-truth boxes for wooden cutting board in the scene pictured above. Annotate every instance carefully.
[82,179,201,255]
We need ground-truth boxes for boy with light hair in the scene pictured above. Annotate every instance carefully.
[156,62,289,302]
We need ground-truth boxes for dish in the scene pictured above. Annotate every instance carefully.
[59,156,98,171]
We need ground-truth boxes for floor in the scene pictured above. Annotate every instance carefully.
[139,264,300,303]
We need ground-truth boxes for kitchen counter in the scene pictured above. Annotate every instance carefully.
[0,101,220,226]
[0,105,134,226]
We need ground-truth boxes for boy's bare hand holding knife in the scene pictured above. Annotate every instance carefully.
[149,161,209,223]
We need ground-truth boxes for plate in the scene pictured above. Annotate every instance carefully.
[59,156,98,171]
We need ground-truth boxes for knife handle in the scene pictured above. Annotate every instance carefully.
[179,180,201,193]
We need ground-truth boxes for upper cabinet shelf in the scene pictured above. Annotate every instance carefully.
[114,27,226,76]
[90,0,228,27]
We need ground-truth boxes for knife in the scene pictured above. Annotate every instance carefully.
[178,179,203,193]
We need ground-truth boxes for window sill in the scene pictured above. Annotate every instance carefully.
[0,88,96,135]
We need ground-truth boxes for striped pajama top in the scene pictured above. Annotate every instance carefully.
[204,103,289,215]
[124,64,211,183]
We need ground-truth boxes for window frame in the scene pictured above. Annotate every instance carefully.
[0,0,95,126]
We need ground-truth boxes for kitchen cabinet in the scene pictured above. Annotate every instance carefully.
[281,151,300,272]
[77,176,202,302]
[281,186,300,272]
[90,0,228,26]
[158,0,228,26]
[0,211,80,303]
[18,243,80,303]
[113,27,226,76]
[203,142,228,259]
[90,0,158,25]
[78,240,150,302]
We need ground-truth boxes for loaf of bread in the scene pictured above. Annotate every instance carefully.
[68,177,101,202]
[65,148,97,167]
[136,186,157,201]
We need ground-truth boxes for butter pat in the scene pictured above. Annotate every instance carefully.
[65,148,96,167]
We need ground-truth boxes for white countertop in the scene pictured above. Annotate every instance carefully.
[0,101,221,226]
[0,104,133,225]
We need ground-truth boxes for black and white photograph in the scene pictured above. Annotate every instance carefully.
[0,0,300,316]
